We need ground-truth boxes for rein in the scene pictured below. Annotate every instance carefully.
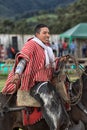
[1,82,17,108]
[0,83,26,115]
[0,93,26,116]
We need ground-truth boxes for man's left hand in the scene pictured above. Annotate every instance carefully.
[59,56,68,62]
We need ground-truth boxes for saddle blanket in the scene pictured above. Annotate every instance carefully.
[17,89,42,126]
[22,107,42,126]
[17,89,40,107]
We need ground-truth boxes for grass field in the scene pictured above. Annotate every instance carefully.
[0,78,7,91]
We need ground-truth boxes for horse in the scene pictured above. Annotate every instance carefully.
[68,66,87,129]
[0,83,70,130]
[0,73,86,130]
[0,81,86,130]
[0,55,87,130]
[0,92,48,130]
[0,89,85,130]
[46,55,87,130]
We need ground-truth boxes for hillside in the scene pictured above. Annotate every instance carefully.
[0,0,86,34]
[0,0,76,18]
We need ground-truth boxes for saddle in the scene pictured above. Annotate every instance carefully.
[17,89,40,107]
[17,89,42,126]
[17,81,70,129]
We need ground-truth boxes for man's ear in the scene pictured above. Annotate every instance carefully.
[36,32,39,35]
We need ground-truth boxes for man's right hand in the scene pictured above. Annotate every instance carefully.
[11,73,20,86]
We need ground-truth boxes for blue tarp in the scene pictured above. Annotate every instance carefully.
[0,63,12,74]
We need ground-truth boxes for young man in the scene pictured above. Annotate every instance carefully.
[2,24,69,130]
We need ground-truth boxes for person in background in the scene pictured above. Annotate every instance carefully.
[82,41,87,57]
[69,39,77,56]
[2,24,69,130]
[0,44,5,60]
[6,44,16,59]
[0,44,1,59]
[58,39,63,57]
[51,41,57,56]
[62,39,68,55]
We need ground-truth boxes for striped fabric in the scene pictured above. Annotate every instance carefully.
[2,39,55,94]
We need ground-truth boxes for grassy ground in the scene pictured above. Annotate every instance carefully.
[0,78,7,91]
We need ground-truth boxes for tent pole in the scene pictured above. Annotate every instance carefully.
[69,36,72,44]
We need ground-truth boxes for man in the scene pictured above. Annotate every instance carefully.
[69,40,77,56]
[0,44,5,60]
[2,24,69,130]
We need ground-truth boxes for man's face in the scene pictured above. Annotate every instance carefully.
[36,27,50,44]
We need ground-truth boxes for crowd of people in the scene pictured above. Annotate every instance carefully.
[51,39,87,58]
[0,38,87,61]
[51,39,77,57]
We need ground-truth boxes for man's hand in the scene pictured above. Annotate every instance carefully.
[11,73,20,86]
[59,56,68,62]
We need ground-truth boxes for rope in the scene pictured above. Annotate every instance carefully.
[57,54,83,105]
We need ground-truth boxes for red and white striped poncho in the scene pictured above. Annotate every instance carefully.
[2,39,54,94]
